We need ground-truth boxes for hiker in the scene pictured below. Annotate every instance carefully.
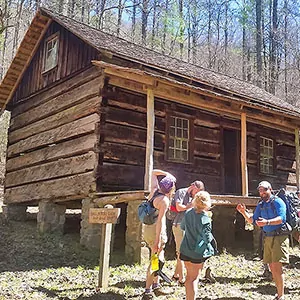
[236,181,289,300]
[171,181,205,285]
[142,169,176,300]
[179,191,218,300]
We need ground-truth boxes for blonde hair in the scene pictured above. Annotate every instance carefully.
[193,191,211,212]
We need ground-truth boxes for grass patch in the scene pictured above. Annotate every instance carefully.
[0,214,300,299]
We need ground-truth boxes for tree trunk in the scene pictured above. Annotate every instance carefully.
[142,0,149,46]
[131,0,137,41]
[179,0,184,59]
[151,0,157,49]
[269,0,278,94]
[117,0,123,37]
[256,0,263,87]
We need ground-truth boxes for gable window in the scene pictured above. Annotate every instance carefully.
[260,136,274,174]
[167,115,191,162]
[43,34,59,73]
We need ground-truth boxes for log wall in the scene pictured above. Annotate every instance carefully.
[99,85,297,194]
[4,67,103,205]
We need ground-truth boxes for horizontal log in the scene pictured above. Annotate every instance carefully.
[4,172,96,204]
[11,66,102,117]
[154,152,221,176]
[9,97,100,144]
[194,110,220,128]
[8,114,99,157]
[104,123,164,150]
[105,106,165,132]
[5,152,96,188]
[103,142,145,165]
[6,134,97,172]
[276,144,295,158]
[276,158,296,172]
[247,136,257,152]
[211,195,260,207]
[10,77,101,131]
[92,191,146,206]
[194,125,220,143]
[194,140,220,158]
[101,163,144,188]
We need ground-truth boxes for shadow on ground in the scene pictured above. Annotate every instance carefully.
[35,286,126,299]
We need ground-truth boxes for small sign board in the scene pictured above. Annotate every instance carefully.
[89,208,120,224]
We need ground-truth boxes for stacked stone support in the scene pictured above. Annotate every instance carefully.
[37,201,66,234]
[80,198,101,249]
[212,206,236,249]
[125,199,147,264]
[2,204,27,221]
[253,225,262,254]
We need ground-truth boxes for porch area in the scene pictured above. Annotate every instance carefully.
[81,191,260,264]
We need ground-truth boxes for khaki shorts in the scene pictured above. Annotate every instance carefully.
[143,223,167,250]
[172,224,184,253]
[263,235,289,264]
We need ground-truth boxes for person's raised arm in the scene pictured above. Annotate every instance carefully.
[236,203,253,224]
[148,169,176,199]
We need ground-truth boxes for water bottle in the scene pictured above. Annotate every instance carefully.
[151,253,159,273]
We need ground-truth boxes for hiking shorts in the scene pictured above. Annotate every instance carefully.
[263,235,289,264]
[143,223,167,250]
[172,224,184,253]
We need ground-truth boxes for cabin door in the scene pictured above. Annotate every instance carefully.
[223,129,241,195]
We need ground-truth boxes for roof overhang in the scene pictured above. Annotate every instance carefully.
[93,60,300,132]
[0,11,51,113]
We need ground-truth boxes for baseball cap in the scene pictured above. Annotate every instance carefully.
[159,175,176,194]
[191,180,205,190]
[257,181,272,190]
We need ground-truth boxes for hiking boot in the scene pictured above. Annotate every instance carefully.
[204,267,216,283]
[141,291,155,300]
[153,285,173,296]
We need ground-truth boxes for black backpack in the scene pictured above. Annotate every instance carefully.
[276,188,300,231]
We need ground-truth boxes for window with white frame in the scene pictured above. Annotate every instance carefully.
[260,136,274,174]
[168,116,190,161]
[43,34,59,73]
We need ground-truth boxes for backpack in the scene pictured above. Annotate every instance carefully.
[166,196,178,221]
[276,188,300,231]
[138,190,163,225]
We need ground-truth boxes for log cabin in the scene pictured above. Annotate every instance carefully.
[1,7,300,261]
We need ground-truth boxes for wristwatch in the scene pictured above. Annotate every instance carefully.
[267,220,271,226]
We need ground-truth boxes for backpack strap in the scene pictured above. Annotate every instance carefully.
[148,189,164,208]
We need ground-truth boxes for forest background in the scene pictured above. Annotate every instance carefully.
[0,0,300,182]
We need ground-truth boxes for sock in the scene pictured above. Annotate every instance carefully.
[152,283,159,289]
[145,288,151,294]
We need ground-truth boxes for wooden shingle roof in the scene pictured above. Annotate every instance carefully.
[1,7,300,119]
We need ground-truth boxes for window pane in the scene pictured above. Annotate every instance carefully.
[44,36,59,72]
[260,136,274,174]
[182,151,188,161]
[170,117,175,126]
[167,116,190,162]
[183,129,188,139]
[169,127,175,137]
[175,150,181,159]
[176,118,182,127]
[169,138,175,148]
[176,128,182,138]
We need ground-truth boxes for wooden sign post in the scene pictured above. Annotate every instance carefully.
[89,204,121,289]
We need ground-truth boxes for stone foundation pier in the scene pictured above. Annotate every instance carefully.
[37,201,66,234]
[2,204,27,221]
